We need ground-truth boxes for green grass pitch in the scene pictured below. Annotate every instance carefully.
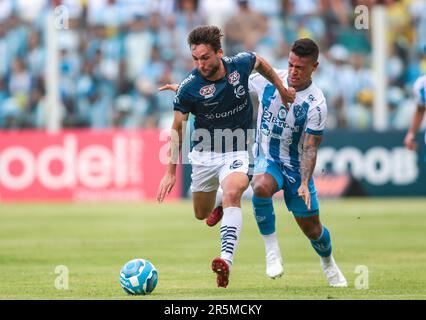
[0,198,425,300]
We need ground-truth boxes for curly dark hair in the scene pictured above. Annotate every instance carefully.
[187,25,223,52]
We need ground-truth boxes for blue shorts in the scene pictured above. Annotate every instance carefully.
[254,156,319,217]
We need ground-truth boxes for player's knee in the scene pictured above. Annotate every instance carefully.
[222,188,242,204]
[303,224,323,240]
[194,207,209,220]
[252,182,274,198]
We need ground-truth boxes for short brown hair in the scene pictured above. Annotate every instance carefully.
[291,38,319,62]
[187,25,223,52]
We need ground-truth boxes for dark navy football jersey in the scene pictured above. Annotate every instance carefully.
[173,51,257,153]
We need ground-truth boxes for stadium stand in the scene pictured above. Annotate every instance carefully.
[0,0,425,131]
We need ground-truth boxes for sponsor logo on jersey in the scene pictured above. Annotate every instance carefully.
[308,94,317,102]
[230,159,243,170]
[199,84,216,98]
[205,100,248,119]
[262,107,302,131]
[316,106,322,126]
[234,84,245,99]
[228,71,240,86]
[223,56,232,63]
[177,74,195,95]
[261,128,270,136]
[260,123,270,136]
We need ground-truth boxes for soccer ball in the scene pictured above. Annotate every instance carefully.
[119,258,158,295]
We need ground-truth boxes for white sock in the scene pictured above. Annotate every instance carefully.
[214,188,223,208]
[219,207,242,266]
[263,232,281,256]
[321,255,332,264]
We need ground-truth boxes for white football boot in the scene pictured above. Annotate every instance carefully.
[265,247,284,279]
[320,255,348,287]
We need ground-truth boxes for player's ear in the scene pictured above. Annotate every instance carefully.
[312,61,319,72]
[217,48,224,58]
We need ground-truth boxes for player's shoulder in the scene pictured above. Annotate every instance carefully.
[310,82,326,99]
[303,82,326,107]
[224,51,256,62]
[413,74,426,106]
[413,74,426,90]
[276,69,288,78]
[249,69,287,85]
[176,70,198,96]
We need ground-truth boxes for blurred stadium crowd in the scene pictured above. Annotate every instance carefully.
[0,0,425,130]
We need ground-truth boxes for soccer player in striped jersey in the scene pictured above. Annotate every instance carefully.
[156,25,295,288]
[404,71,426,150]
[249,38,347,287]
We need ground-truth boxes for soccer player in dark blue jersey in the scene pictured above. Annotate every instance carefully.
[156,25,295,288]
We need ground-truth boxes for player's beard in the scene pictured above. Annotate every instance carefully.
[202,60,220,79]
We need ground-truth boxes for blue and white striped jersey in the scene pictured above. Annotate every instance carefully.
[413,75,426,107]
[249,69,327,169]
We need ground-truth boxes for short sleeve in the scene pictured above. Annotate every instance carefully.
[249,69,287,94]
[248,73,264,93]
[173,75,195,114]
[173,90,191,114]
[413,77,426,107]
[233,51,257,74]
[305,100,327,135]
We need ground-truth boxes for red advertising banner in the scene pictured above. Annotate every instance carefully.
[0,129,181,202]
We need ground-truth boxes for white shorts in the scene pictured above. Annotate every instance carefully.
[189,150,250,193]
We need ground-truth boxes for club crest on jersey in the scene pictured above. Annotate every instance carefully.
[228,71,240,86]
[234,85,245,99]
[230,159,243,170]
[278,106,287,121]
[293,104,307,121]
[199,84,216,98]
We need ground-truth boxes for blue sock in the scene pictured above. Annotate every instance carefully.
[310,225,332,257]
[252,196,275,235]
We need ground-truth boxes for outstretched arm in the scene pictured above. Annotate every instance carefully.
[156,110,189,202]
[298,133,322,210]
[254,54,295,108]
[159,84,179,92]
